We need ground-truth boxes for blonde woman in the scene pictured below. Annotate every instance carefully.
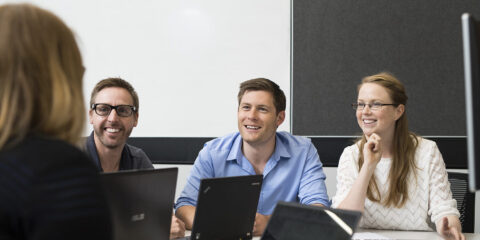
[0,3,111,239]
[332,72,464,240]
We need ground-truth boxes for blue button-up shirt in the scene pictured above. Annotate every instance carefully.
[175,131,330,215]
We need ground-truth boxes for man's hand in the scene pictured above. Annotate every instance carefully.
[170,215,186,239]
[253,213,271,236]
[175,205,196,230]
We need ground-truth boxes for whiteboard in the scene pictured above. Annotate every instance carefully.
[2,0,291,137]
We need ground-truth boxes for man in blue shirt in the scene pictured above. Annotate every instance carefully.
[175,78,329,236]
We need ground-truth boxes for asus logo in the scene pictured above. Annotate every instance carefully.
[131,213,145,222]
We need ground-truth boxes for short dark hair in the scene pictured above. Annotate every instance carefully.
[237,78,286,114]
[90,78,139,111]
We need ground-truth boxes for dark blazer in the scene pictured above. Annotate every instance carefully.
[0,135,112,240]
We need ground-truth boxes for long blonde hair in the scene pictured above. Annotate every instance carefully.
[357,72,418,208]
[0,3,85,149]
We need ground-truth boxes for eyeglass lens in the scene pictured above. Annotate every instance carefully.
[353,103,383,110]
[95,104,134,117]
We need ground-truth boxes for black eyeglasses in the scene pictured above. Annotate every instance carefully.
[91,103,137,117]
[352,102,398,111]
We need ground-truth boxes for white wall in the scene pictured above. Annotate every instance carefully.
[1,0,291,137]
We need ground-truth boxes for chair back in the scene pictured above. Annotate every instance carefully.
[448,172,475,233]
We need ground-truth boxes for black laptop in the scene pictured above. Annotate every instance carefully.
[261,201,362,240]
[180,174,263,240]
[101,168,178,240]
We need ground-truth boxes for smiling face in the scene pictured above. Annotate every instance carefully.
[356,83,404,140]
[89,87,138,150]
[237,90,285,147]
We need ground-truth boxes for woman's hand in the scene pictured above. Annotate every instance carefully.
[337,133,382,212]
[437,216,465,240]
[363,133,382,169]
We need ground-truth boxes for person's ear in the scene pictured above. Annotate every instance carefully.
[394,104,405,121]
[89,109,94,124]
[133,112,139,127]
[276,111,285,127]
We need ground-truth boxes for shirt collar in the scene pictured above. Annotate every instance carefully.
[272,134,291,161]
[86,131,132,172]
[226,133,243,163]
[119,145,133,170]
[225,132,291,163]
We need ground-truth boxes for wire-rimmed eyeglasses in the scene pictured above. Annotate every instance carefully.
[351,102,398,111]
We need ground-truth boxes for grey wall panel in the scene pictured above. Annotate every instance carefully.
[292,0,480,136]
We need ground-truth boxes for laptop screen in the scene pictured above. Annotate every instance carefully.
[261,201,361,240]
[101,168,178,240]
[190,175,263,240]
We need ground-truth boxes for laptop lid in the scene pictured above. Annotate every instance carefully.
[190,175,263,240]
[101,168,178,240]
[261,201,362,240]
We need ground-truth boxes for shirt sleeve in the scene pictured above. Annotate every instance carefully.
[135,149,154,169]
[297,143,331,207]
[331,146,358,208]
[174,145,215,210]
[426,141,460,224]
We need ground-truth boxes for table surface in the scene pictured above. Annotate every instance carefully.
[186,229,480,240]
[353,229,480,240]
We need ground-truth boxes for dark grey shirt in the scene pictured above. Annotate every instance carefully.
[85,132,153,172]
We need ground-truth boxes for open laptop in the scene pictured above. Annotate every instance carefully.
[261,201,362,240]
[101,168,178,240]
[179,174,263,240]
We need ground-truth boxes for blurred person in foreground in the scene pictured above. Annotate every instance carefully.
[0,3,112,239]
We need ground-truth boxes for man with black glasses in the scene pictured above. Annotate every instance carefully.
[86,78,153,172]
[85,78,186,239]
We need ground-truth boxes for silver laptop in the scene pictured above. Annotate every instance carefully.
[101,168,178,240]
[261,201,362,240]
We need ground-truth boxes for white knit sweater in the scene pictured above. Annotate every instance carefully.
[332,137,460,231]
